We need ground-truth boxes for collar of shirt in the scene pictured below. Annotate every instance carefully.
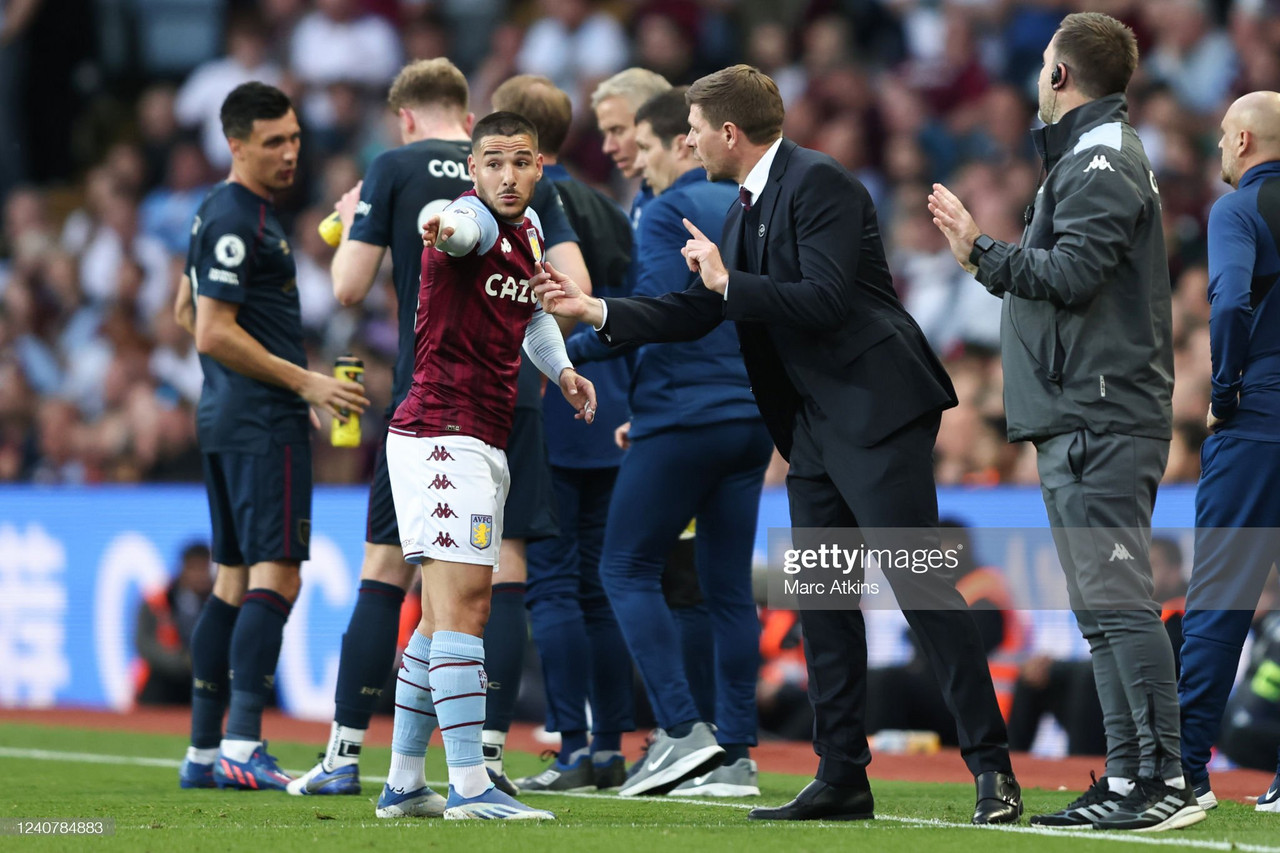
[1239,160,1280,189]
[740,138,784,207]
[542,163,573,183]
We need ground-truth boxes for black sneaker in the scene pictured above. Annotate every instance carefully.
[1030,772,1125,827]
[1093,777,1206,832]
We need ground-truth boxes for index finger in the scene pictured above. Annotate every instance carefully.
[683,218,710,242]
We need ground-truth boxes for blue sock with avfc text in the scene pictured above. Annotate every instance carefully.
[326,580,406,771]
[386,631,438,792]
[188,595,240,755]
[222,588,291,758]
[430,630,490,797]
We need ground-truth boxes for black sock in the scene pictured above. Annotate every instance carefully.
[482,582,527,732]
[334,580,405,729]
[189,595,239,749]
[722,743,750,763]
[225,588,291,741]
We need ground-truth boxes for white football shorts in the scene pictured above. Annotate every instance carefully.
[385,431,510,568]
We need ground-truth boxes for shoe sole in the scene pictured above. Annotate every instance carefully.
[1096,805,1207,832]
[673,782,761,797]
[1196,792,1218,811]
[1256,799,1280,813]
[443,806,554,820]
[747,808,873,821]
[617,746,725,797]
[376,805,446,819]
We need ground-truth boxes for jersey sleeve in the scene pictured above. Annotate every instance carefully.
[190,209,257,305]
[447,194,500,255]
[347,152,394,247]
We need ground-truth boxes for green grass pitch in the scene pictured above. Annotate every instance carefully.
[1,722,1277,852]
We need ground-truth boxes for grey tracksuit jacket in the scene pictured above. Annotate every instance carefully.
[975,94,1173,443]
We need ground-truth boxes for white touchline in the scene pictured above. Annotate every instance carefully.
[0,746,1274,852]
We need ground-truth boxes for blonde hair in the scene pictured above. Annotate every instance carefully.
[590,67,671,112]
[388,58,469,114]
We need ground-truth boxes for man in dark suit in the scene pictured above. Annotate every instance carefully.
[533,64,1021,825]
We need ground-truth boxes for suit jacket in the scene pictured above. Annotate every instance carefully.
[600,138,956,460]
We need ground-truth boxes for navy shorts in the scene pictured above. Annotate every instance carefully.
[365,433,399,546]
[503,405,558,542]
[202,440,312,566]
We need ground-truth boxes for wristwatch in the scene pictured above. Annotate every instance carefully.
[969,234,996,267]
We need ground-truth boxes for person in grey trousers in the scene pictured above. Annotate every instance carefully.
[929,11,1205,832]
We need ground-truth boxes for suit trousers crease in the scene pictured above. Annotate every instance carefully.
[786,405,1011,788]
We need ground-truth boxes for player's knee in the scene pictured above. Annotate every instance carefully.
[361,543,415,588]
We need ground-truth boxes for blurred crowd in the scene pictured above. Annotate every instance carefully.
[1,0,1275,485]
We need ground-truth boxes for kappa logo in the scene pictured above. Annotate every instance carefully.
[429,474,455,489]
[470,514,494,549]
[428,445,455,462]
[431,502,458,519]
[500,237,512,253]
[433,532,459,548]
[1109,543,1134,562]
[1084,154,1115,174]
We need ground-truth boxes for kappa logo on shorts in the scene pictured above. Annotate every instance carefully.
[431,502,458,519]
[297,519,311,547]
[433,532,459,548]
[470,514,494,550]
[428,445,455,462]
[429,474,455,489]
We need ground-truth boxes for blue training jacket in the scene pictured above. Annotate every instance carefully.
[569,168,761,439]
[1207,160,1280,441]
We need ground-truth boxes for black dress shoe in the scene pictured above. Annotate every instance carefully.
[748,779,874,821]
[972,770,1023,824]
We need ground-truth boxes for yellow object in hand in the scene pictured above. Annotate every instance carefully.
[318,210,343,247]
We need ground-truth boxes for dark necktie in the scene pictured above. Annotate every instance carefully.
[739,186,753,211]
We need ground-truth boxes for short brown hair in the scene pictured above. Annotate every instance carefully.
[635,87,691,145]
[1053,12,1138,99]
[387,58,469,114]
[686,65,783,146]
[491,75,572,156]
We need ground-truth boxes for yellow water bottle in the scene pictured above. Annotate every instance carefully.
[331,355,364,447]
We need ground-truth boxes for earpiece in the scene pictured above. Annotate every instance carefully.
[1050,64,1064,89]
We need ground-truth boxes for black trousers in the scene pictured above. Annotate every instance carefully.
[785,405,1011,788]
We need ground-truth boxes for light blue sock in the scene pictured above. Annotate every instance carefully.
[429,630,487,778]
[391,631,437,757]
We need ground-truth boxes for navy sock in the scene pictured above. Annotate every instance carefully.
[482,582,527,732]
[334,580,406,729]
[559,730,588,763]
[722,743,750,763]
[225,588,291,742]
[591,732,622,755]
[668,720,697,739]
[189,595,240,749]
